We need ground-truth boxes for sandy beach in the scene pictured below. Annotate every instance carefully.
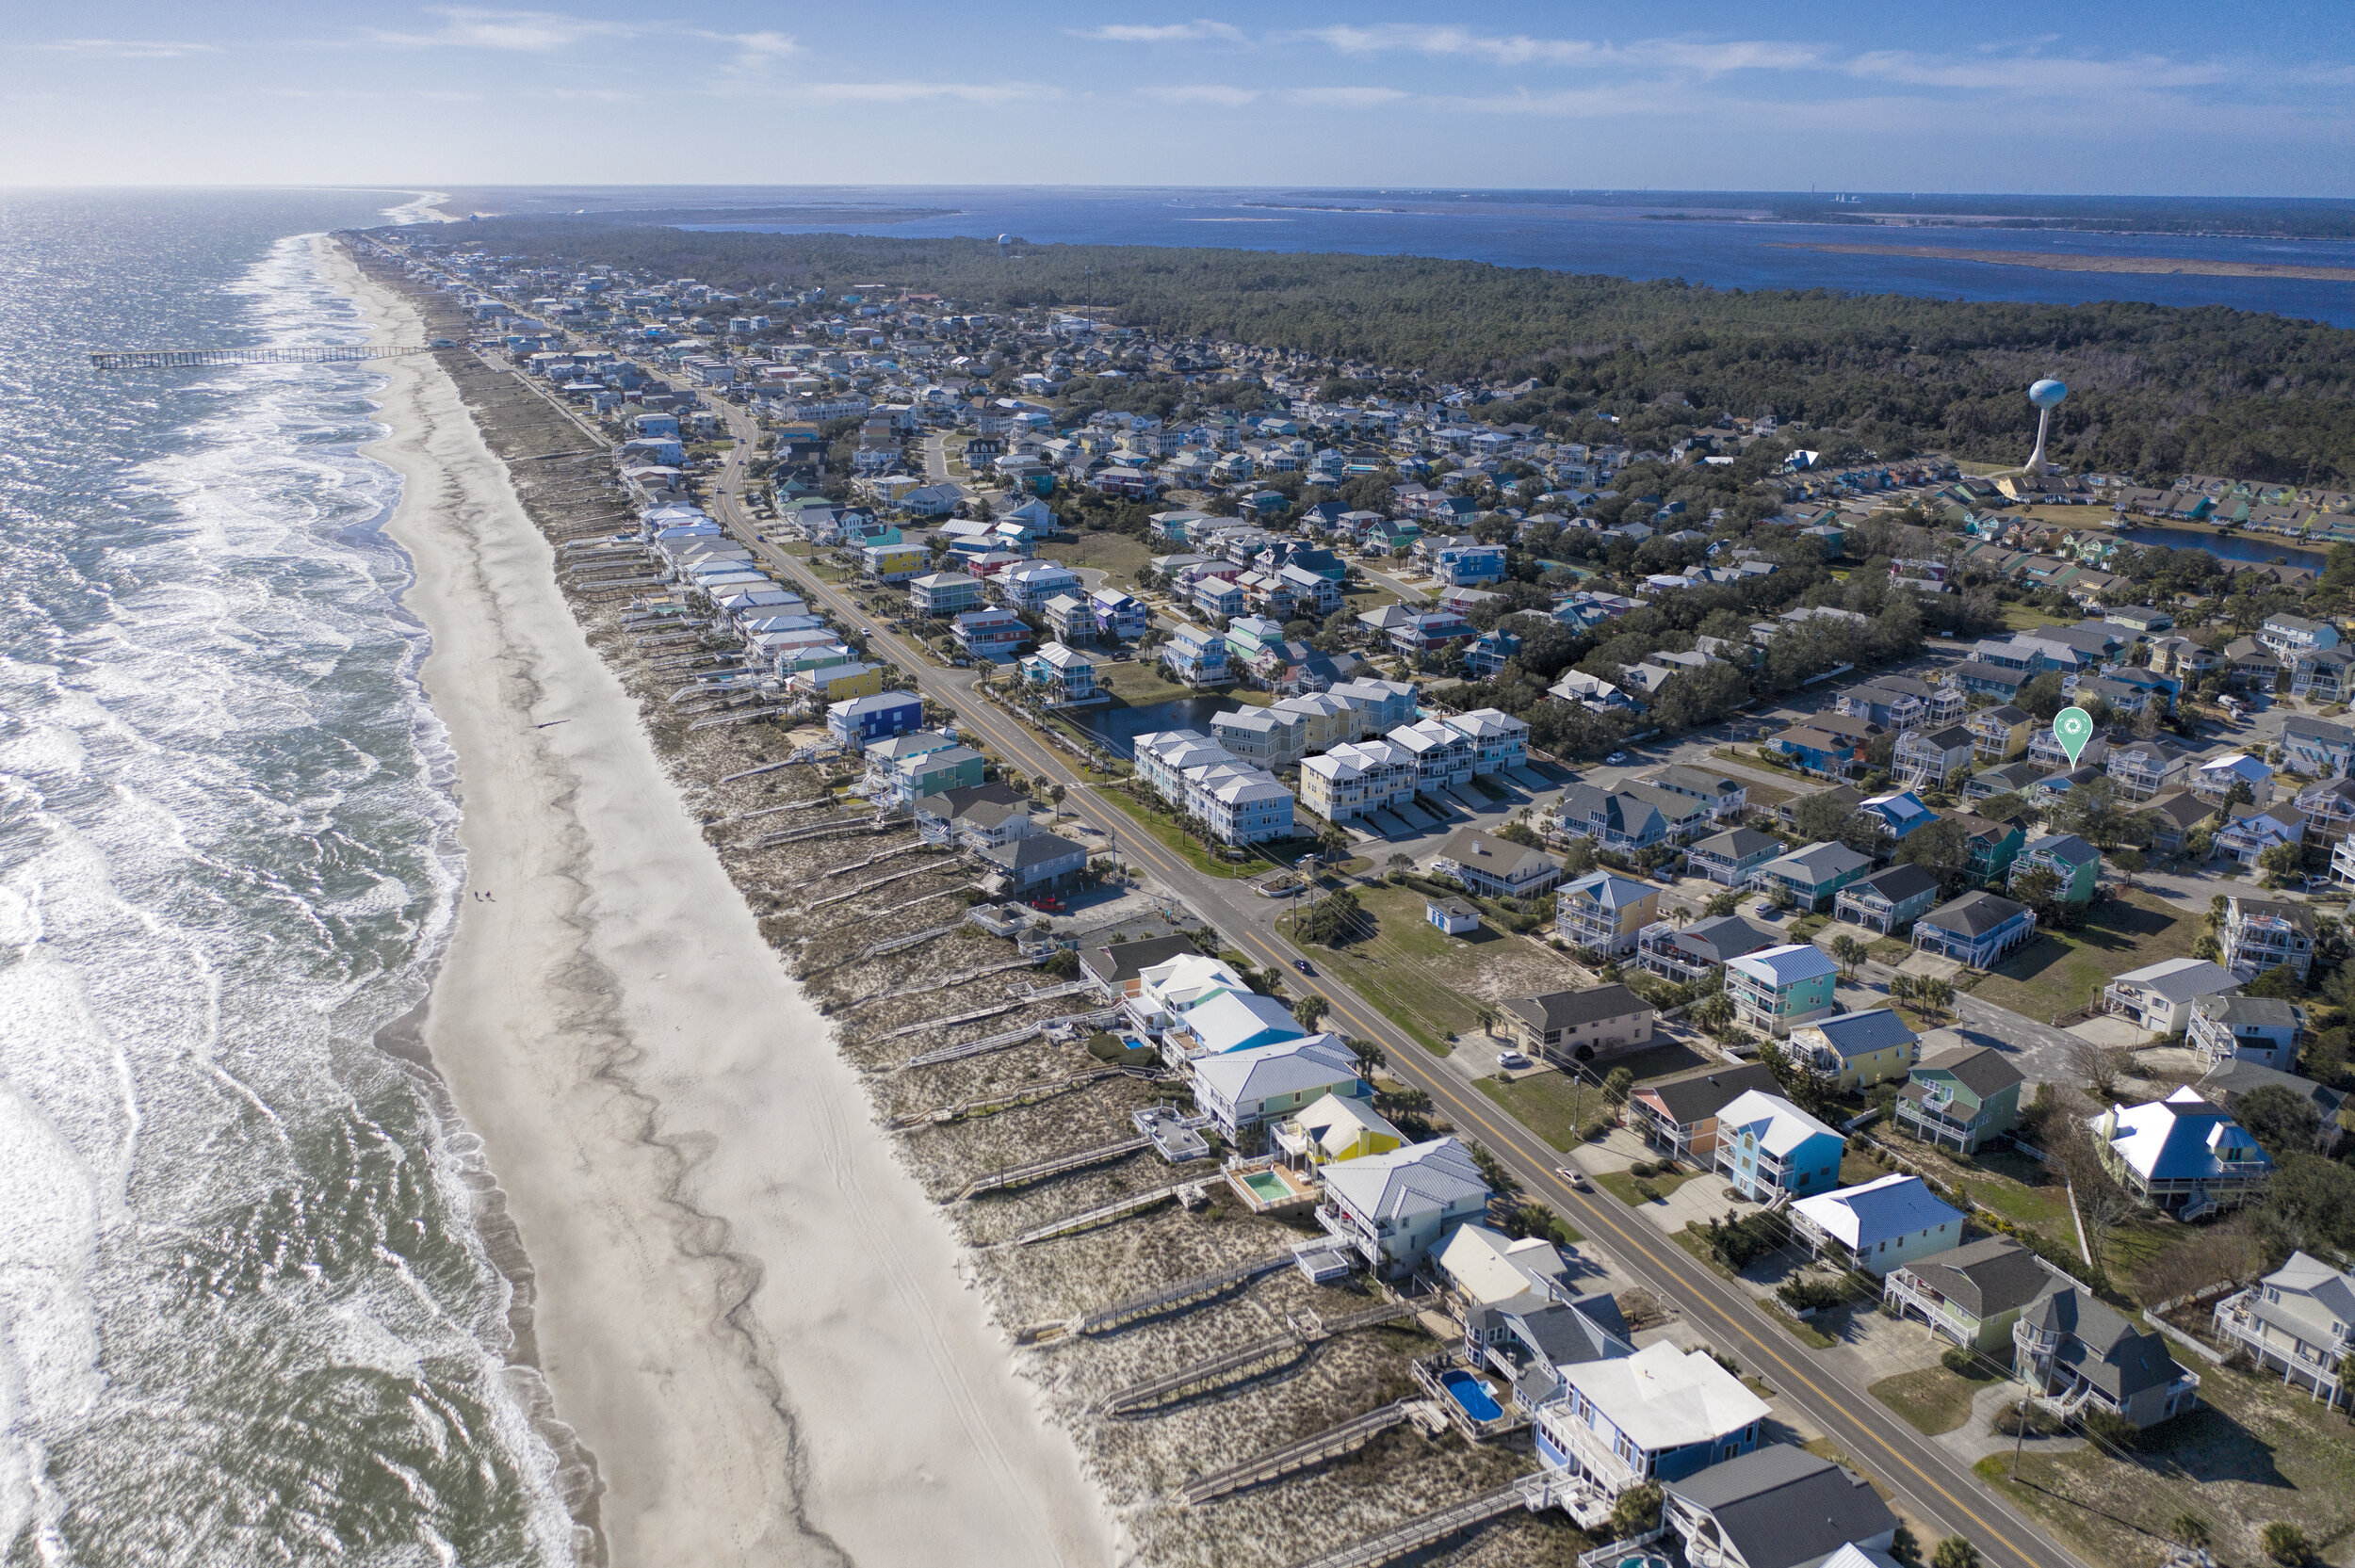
[322,235,1113,1568]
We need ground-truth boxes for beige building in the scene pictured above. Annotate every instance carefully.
[1498,983,1655,1062]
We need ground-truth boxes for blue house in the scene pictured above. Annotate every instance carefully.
[827,690,925,751]
[1433,542,1508,587]
[1713,1090,1845,1201]
[1465,628,1523,678]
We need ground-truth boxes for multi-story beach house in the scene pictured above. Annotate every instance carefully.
[2211,1252,2355,1410]
[2009,833,2102,904]
[2102,957,2242,1036]
[1786,1008,1918,1090]
[1326,676,1420,739]
[1643,766,1748,821]
[1553,783,1713,851]
[1626,1062,1781,1165]
[1910,890,2036,968]
[2091,1085,2273,1218]
[1530,1340,1770,1495]
[1892,726,1975,789]
[2014,1285,2200,1428]
[1438,707,1530,775]
[1830,864,1941,936]
[1790,1174,1964,1275]
[2281,715,2355,778]
[1210,703,1307,768]
[1883,1237,2062,1352]
[1949,813,2026,883]
[1685,827,1782,887]
[1661,1448,1899,1568]
[1966,704,2033,762]
[1190,1035,1368,1144]
[2105,738,2199,801]
[2221,896,2317,981]
[1430,828,1563,899]
[1388,717,1477,794]
[1554,871,1660,958]
[1300,737,1416,822]
[1747,842,1874,913]
[826,689,924,750]
[1497,983,1655,1063]
[1159,622,1230,685]
[2185,993,2302,1071]
[1892,1043,2024,1154]
[1018,641,1096,702]
[1723,943,1839,1038]
[2192,752,2274,807]
[1636,914,1778,987]
[1314,1137,1492,1278]
[1713,1089,1844,1202]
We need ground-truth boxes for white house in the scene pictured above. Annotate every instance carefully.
[1315,1137,1492,1277]
[1789,1173,1965,1276]
[1532,1339,1771,1494]
[2102,957,2243,1037]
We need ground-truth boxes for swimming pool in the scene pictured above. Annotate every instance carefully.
[1240,1171,1290,1203]
[1439,1369,1503,1423]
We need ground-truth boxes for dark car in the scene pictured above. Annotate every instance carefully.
[1293,959,1315,976]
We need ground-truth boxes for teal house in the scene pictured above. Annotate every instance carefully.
[2009,833,2102,904]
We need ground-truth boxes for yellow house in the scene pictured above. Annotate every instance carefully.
[797,661,885,703]
[1965,704,2031,763]
[1553,870,1659,958]
[1278,1091,1405,1166]
[861,543,929,582]
[1788,1007,1919,1091]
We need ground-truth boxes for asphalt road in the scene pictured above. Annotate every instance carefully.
[672,399,2085,1568]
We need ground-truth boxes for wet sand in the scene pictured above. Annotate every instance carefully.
[322,235,1113,1568]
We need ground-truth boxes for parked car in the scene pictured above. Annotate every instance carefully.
[1497,1049,1533,1070]
[1605,752,1629,764]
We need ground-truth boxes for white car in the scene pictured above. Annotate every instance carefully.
[1554,1165,1590,1190]
[1496,1049,1533,1070]
[1605,752,1629,764]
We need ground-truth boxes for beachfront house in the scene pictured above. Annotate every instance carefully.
[1171,990,1307,1058]
[1191,1036,1367,1144]
[976,832,1088,896]
[1530,1339,1771,1495]
[826,689,925,751]
[1661,1447,1899,1568]
[1790,1173,1963,1275]
[1079,933,1202,1005]
[1713,1091,1843,1202]
[1315,1137,1493,1278]
[1892,1043,2024,1154]
[1275,1091,1406,1168]
[1126,951,1249,1035]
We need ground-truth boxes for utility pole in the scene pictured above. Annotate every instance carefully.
[2011,1391,2030,1479]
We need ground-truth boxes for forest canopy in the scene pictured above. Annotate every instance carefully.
[419,221,2355,484]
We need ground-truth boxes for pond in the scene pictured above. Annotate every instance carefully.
[1065,694,1239,758]
[2115,526,2326,571]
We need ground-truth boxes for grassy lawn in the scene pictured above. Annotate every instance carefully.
[1740,779,1797,809]
[1054,528,1154,585]
[1976,1364,2355,1568]
[1305,884,1519,1053]
[2000,602,2079,632]
[1767,1302,1840,1350]
[1477,1073,1608,1152]
[1840,1150,1886,1185]
[1596,1167,1701,1206]
[1613,1040,1713,1083]
[1969,889,2199,1025]
[1871,1365,1998,1435]
[1868,937,1914,965]
[1094,658,1195,706]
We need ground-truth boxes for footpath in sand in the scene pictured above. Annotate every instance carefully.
[324,236,1113,1568]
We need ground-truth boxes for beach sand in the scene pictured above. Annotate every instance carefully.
[322,236,1113,1568]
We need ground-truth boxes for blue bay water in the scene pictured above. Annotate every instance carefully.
[659,186,2355,327]
[0,191,577,1565]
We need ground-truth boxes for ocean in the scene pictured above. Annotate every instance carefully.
[0,192,577,1565]
[654,185,2355,327]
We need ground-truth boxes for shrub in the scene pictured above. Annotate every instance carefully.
[2262,1523,2311,1565]
[1990,1403,2059,1437]
[2078,1407,2137,1450]
[1931,1537,1981,1568]
[1778,1276,1846,1313]
[1940,1346,1979,1377]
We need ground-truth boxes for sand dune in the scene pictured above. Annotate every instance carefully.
[322,236,1113,1568]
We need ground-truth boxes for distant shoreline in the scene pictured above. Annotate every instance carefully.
[1772,241,2355,283]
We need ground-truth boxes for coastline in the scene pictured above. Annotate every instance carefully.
[1772,239,2355,283]
[323,235,1113,1568]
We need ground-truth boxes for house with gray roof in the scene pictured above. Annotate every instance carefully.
[1429,826,1562,899]
[1748,841,1874,912]
[1911,890,2037,969]
[1315,1137,1493,1277]
[1662,1445,1898,1568]
[977,831,1088,893]
[2102,957,2241,1037]
[2213,1251,2355,1409]
[2198,1059,2347,1155]
[1687,826,1782,887]
[1190,1035,1366,1143]
[1498,983,1655,1062]
[1637,914,1779,987]
[1893,1042,2023,1153]
[2186,993,2303,1072]
[2014,1283,2200,1428]
[1884,1236,2064,1351]
[1831,863,1941,936]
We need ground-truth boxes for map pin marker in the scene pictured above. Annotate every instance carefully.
[2054,706,2095,766]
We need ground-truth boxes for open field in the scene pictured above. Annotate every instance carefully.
[1476,1071,1607,1152]
[2001,602,2081,632]
[1967,890,2199,1023]
[1304,884,1592,1056]
[1872,1365,2000,1435]
[1094,658,1196,706]
[1976,1363,2355,1568]
[1596,1167,1701,1206]
[1055,527,1154,583]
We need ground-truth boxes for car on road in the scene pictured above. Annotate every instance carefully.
[1292,959,1316,976]
[1605,752,1629,764]
[1554,1165,1589,1190]
[1496,1049,1533,1070]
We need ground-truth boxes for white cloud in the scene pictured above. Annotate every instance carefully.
[1283,86,1408,107]
[1843,49,2228,93]
[1072,21,1247,44]
[1142,83,1261,105]
[1297,24,1816,76]
[799,80,1054,105]
[39,38,222,58]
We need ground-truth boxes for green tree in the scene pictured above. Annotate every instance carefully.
[2237,1084,2322,1159]
[1694,994,1736,1035]
[1346,1037,1387,1073]
[1829,934,1868,978]
[1705,890,1742,918]
[2107,847,2145,888]
[1894,815,1972,889]
[1889,1525,1923,1568]
[1292,993,1330,1029]
[1931,1537,1982,1568]
[2010,865,2064,922]
[1603,1066,1636,1105]
[2262,1522,2312,1565]
[1295,888,1366,946]
[2256,1154,2355,1259]
[1795,788,1859,842]
[2168,1514,2212,1550]
[1609,1481,1664,1539]
[2248,962,2309,1001]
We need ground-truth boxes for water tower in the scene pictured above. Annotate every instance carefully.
[2024,378,2068,476]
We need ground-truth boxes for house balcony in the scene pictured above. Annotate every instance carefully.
[1883,1270,1977,1347]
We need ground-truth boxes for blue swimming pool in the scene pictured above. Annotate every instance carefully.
[1439,1369,1503,1423]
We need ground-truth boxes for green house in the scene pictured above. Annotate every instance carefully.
[1892,1043,2023,1154]
[1883,1236,2057,1353]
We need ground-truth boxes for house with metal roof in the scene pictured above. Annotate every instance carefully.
[2102,957,2240,1037]
[1314,1137,1493,1276]
[1628,1063,1783,1165]
[1662,1445,1898,1568]
[1911,890,2037,969]
[1724,943,1839,1038]
[1787,1008,1918,1090]
[1171,989,1307,1059]
[1430,827,1562,899]
[1883,1237,2062,1351]
[2014,1283,2199,1428]
[1555,870,1661,958]
[1831,863,1941,937]
[1191,1035,1366,1143]
[1747,841,1875,913]
[1437,1222,1579,1308]
[1714,1090,1843,1202]
[2091,1085,2274,1218]
[1532,1339,1772,1494]
[1274,1089,1403,1167]
[1791,1173,1963,1275]
[2212,1251,2355,1409]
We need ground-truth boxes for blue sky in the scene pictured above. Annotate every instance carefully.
[8,1,2353,192]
